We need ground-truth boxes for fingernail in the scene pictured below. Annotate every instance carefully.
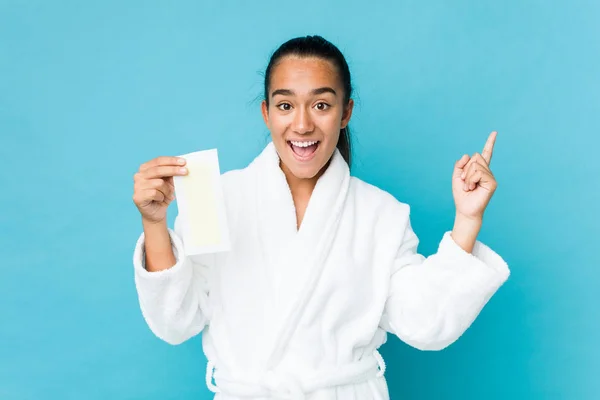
[179,168,187,174]
[178,158,186,165]
[461,172,466,179]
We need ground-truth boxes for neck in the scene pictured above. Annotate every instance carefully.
[280,161,323,200]
[279,157,334,230]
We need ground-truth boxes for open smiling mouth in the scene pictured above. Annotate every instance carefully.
[287,140,320,161]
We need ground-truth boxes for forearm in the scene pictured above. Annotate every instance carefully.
[451,214,482,254]
[134,218,208,344]
[385,214,508,351]
[142,218,177,272]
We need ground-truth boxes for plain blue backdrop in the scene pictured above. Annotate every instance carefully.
[1,1,598,399]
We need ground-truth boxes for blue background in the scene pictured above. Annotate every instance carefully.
[1,1,598,399]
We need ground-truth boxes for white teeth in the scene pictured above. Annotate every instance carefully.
[290,140,318,147]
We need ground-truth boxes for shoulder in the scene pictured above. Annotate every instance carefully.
[349,176,412,235]
[219,166,253,207]
[220,150,264,190]
[350,176,410,214]
[221,167,248,188]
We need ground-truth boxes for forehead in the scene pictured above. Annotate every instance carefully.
[270,56,341,93]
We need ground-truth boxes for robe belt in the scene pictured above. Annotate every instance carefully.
[205,350,386,400]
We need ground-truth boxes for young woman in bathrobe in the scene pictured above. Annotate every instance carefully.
[132,35,510,400]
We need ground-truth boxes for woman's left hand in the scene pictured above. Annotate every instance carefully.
[452,131,498,221]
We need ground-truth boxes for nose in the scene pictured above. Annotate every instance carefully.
[291,107,314,135]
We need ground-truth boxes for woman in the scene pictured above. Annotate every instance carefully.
[131,35,510,400]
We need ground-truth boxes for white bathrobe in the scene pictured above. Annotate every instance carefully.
[132,142,510,400]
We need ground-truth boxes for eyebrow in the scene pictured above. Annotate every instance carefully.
[271,87,337,98]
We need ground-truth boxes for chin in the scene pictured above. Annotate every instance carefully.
[287,164,322,180]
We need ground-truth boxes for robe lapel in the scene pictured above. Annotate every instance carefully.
[251,142,297,308]
[251,141,350,370]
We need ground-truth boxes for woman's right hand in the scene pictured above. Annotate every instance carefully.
[132,156,188,224]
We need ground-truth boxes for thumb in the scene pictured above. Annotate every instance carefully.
[453,154,470,178]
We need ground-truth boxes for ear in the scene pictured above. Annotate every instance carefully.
[261,100,270,127]
[340,99,354,129]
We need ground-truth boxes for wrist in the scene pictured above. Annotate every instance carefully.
[451,214,482,254]
[141,218,175,272]
[455,211,483,224]
[142,217,167,230]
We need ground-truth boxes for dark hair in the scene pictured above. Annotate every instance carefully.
[263,35,353,166]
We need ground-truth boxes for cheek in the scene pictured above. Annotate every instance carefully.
[269,114,290,133]
[318,114,342,136]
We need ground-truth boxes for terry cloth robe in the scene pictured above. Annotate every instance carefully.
[132,142,510,400]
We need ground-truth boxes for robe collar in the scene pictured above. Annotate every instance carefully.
[252,141,348,234]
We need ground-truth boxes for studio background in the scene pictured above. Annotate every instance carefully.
[1,1,598,399]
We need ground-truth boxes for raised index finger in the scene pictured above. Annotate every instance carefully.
[141,156,186,172]
[481,131,497,165]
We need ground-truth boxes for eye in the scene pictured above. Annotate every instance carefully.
[314,102,330,111]
[277,103,292,111]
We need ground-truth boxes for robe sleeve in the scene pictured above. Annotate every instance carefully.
[380,216,510,351]
[132,216,211,345]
